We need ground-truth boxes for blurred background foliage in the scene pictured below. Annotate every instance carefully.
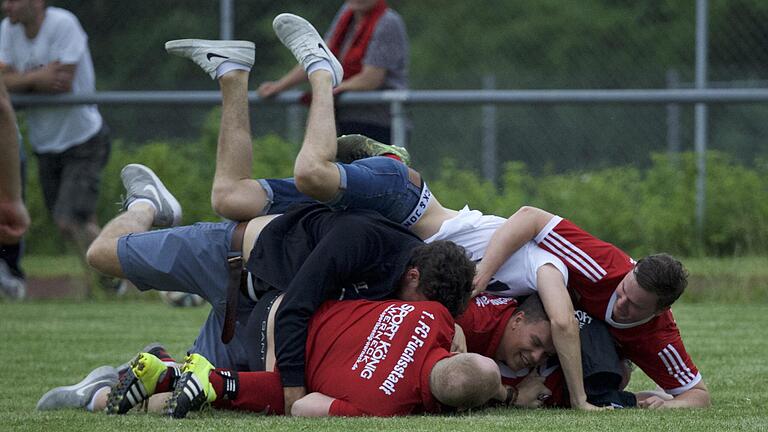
[14,0,768,257]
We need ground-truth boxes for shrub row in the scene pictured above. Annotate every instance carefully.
[22,121,768,258]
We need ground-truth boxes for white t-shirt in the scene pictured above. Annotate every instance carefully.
[0,7,102,154]
[425,206,568,296]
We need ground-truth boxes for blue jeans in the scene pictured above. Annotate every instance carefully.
[259,157,421,224]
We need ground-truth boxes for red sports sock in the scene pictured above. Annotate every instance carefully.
[155,366,177,393]
[211,370,285,414]
[383,153,402,162]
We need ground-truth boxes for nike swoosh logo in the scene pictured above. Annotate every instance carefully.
[207,52,229,61]
[316,43,338,82]
[75,379,113,397]
[143,185,163,212]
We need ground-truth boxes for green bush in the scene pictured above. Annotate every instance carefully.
[430,151,768,257]
[23,131,768,258]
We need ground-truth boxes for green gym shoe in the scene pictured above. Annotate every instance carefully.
[336,134,411,166]
[106,352,168,415]
[167,353,217,418]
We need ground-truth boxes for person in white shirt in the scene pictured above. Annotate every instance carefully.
[0,0,112,292]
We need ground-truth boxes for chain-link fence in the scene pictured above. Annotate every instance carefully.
[7,0,768,255]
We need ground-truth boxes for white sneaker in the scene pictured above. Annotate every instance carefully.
[165,39,255,80]
[121,164,182,227]
[272,13,343,86]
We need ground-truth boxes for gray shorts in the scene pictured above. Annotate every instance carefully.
[36,125,111,224]
[117,221,256,370]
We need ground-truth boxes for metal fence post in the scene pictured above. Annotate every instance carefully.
[482,74,498,184]
[666,69,681,165]
[695,0,709,251]
[286,103,303,145]
[220,0,234,40]
[391,99,407,148]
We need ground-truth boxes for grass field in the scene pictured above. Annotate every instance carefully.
[1,300,766,431]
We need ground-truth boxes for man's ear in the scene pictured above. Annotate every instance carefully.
[405,266,420,284]
[510,311,525,329]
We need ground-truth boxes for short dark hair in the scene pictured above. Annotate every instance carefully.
[409,240,474,317]
[515,293,549,323]
[634,253,689,310]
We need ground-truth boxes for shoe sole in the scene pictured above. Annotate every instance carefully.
[165,39,255,54]
[106,363,145,414]
[122,164,182,226]
[116,342,165,376]
[166,372,204,418]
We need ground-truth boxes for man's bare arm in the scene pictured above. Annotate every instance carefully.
[473,206,555,296]
[1,62,75,93]
[0,78,29,243]
[290,392,335,417]
[638,381,711,409]
[537,264,601,411]
[333,64,386,93]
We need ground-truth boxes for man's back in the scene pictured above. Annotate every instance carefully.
[305,299,455,416]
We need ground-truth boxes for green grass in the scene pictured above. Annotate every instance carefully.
[22,254,768,302]
[1,301,766,431]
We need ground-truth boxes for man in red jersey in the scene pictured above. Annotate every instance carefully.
[459,292,644,408]
[82,298,507,417]
[473,206,710,409]
[190,299,506,417]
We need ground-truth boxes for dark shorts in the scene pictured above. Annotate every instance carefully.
[117,221,256,370]
[36,124,111,224]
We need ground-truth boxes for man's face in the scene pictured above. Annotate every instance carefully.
[611,270,660,323]
[2,0,37,25]
[497,313,554,371]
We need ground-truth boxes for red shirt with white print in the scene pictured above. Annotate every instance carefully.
[533,216,701,395]
[305,299,454,416]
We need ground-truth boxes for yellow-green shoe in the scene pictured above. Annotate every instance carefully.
[105,352,167,415]
[336,134,411,166]
[167,353,217,418]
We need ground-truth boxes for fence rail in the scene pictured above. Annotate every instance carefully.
[10,88,768,106]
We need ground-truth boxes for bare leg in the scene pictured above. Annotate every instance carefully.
[210,71,269,220]
[85,203,155,278]
[293,70,341,202]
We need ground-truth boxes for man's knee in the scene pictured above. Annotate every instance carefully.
[293,159,337,199]
[85,236,121,276]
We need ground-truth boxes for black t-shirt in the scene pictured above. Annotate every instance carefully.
[246,204,423,387]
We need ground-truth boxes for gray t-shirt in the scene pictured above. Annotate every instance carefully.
[0,7,102,153]
[327,7,409,127]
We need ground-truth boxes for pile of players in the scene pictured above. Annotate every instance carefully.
[34,13,710,418]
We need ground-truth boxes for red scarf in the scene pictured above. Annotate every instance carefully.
[327,0,388,78]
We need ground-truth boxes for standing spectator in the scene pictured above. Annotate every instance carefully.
[0,77,28,300]
[258,0,408,144]
[0,0,112,293]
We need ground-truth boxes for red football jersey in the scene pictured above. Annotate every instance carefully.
[534,217,701,394]
[456,294,519,357]
[305,300,455,416]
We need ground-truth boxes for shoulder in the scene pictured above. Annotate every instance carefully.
[376,10,407,33]
[45,7,79,24]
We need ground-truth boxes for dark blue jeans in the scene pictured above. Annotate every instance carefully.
[259,157,421,224]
